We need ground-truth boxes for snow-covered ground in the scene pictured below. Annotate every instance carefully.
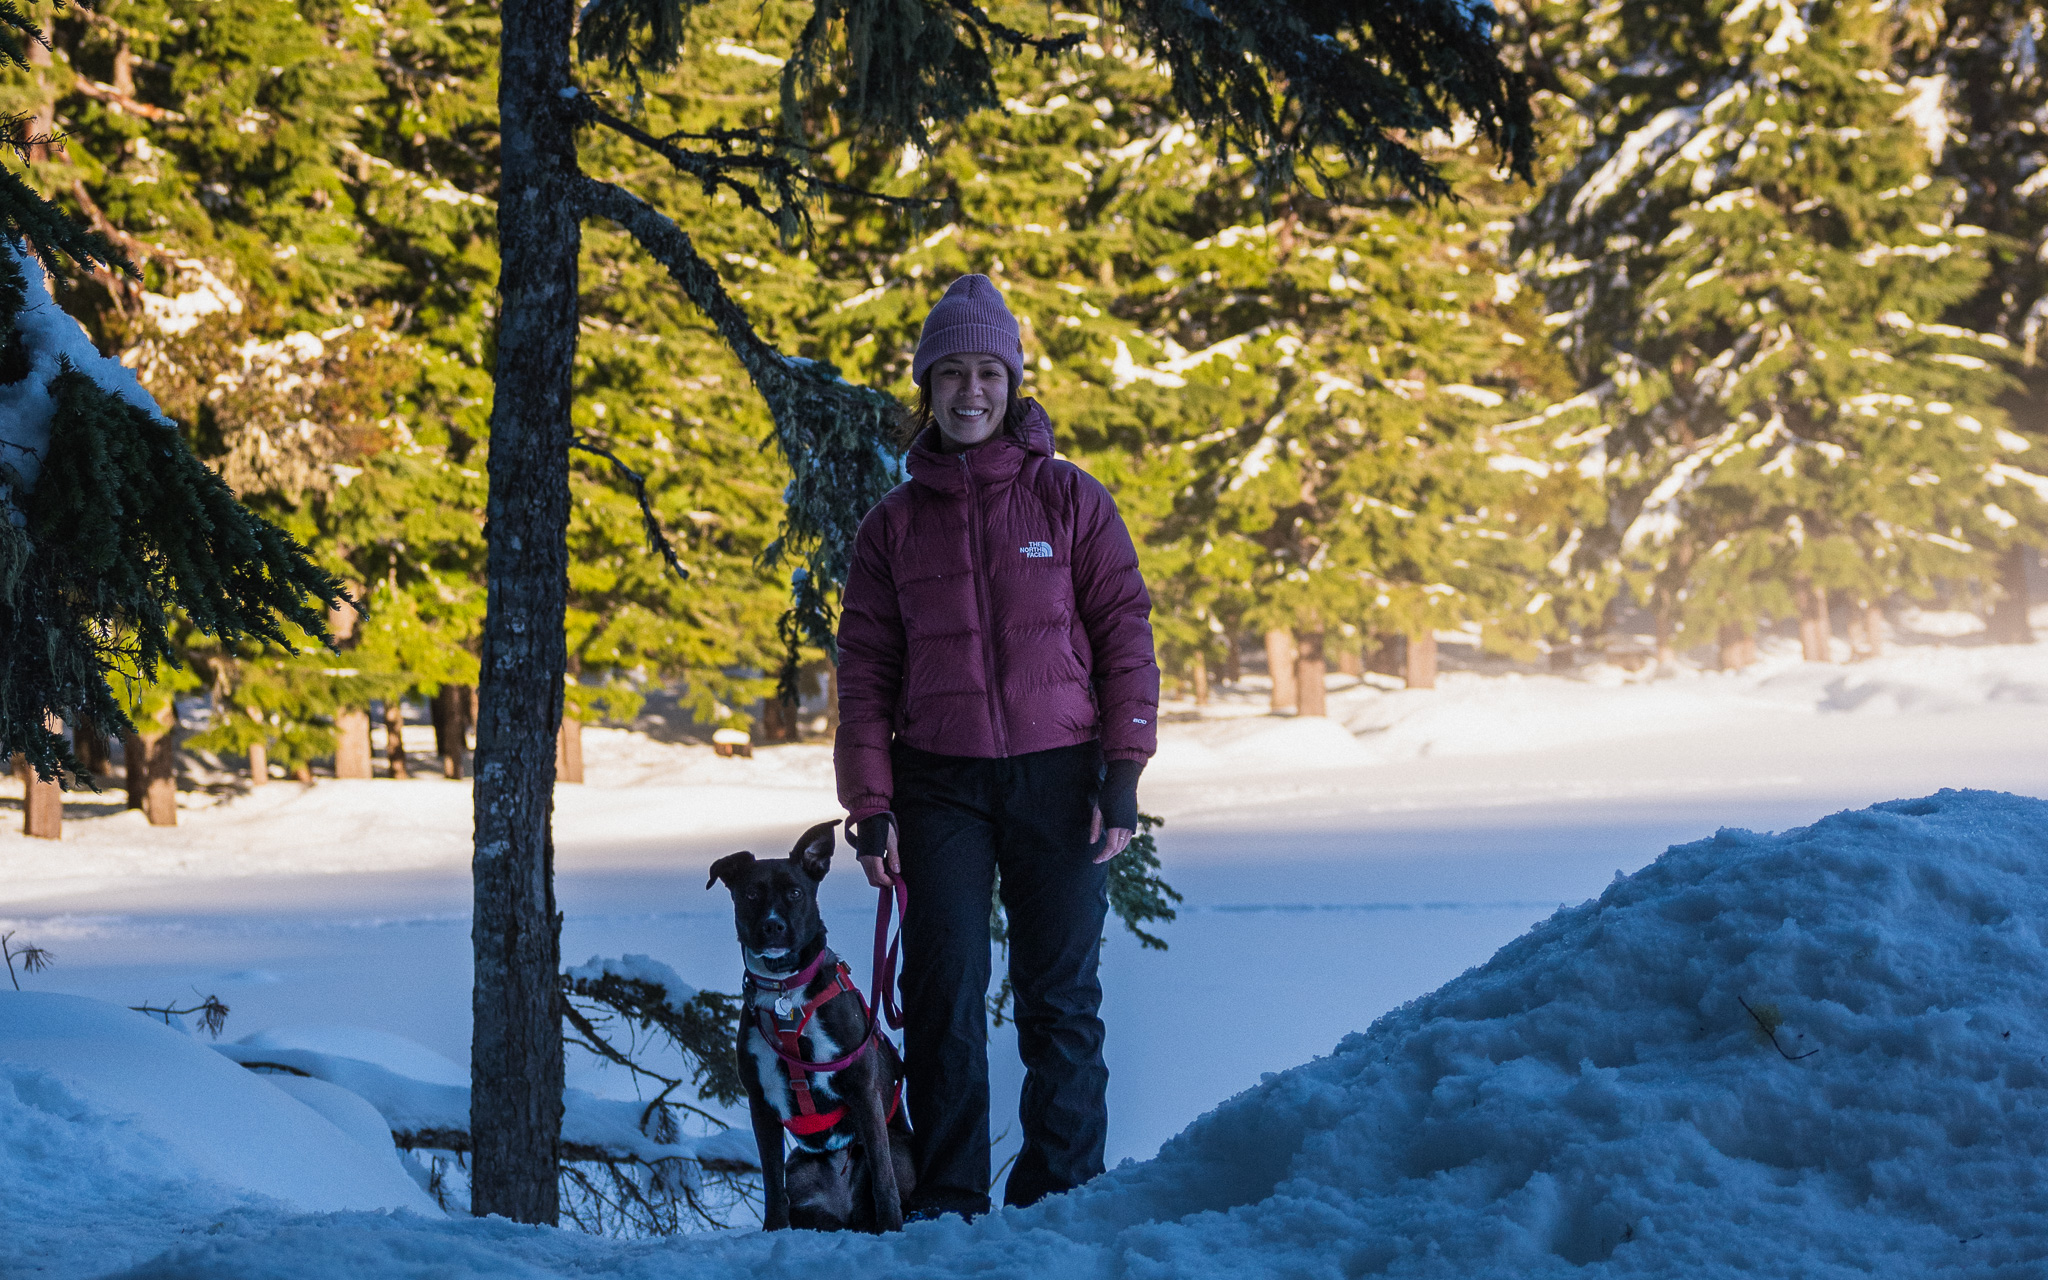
[5,635,2048,1275]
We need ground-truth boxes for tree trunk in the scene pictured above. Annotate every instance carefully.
[471,0,578,1221]
[384,699,410,779]
[125,704,178,825]
[1294,629,1328,717]
[1796,581,1832,662]
[1222,632,1241,685]
[433,684,473,779]
[1987,545,2034,645]
[1190,654,1209,706]
[17,736,60,839]
[25,33,52,164]
[75,727,110,778]
[334,708,374,779]
[1862,602,1885,658]
[555,715,583,784]
[824,663,840,737]
[1335,640,1363,678]
[1405,630,1438,690]
[123,734,146,809]
[1653,590,1678,670]
[1717,621,1757,672]
[1264,628,1297,712]
[247,739,269,787]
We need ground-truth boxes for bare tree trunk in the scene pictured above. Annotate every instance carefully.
[1294,629,1327,717]
[1653,590,1679,670]
[334,709,374,779]
[1264,628,1297,712]
[123,734,146,809]
[247,739,269,787]
[824,663,840,736]
[471,0,578,1221]
[17,733,61,839]
[1862,601,1885,657]
[555,715,583,783]
[1717,621,1756,672]
[124,704,178,825]
[1223,632,1242,685]
[1405,630,1438,690]
[1987,545,2035,644]
[25,34,52,163]
[1797,581,1832,662]
[434,684,473,779]
[1844,601,1882,661]
[385,699,410,779]
[1335,638,1362,678]
[1190,653,1209,706]
[75,728,110,778]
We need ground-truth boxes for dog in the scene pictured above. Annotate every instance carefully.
[707,819,914,1232]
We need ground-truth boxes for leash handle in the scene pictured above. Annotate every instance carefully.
[873,879,908,1031]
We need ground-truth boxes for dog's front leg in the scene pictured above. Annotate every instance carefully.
[749,1091,791,1231]
[849,1081,905,1232]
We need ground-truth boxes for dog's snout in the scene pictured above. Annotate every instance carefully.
[760,913,789,942]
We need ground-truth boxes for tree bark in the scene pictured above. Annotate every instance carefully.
[1190,653,1209,706]
[1264,628,1297,711]
[247,739,268,787]
[1335,639,1363,678]
[125,704,178,825]
[1653,590,1679,670]
[1796,581,1832,662]
[1222,632,1241,685]
[1294,629,1327,717]
[1987,545,2035,645]
[1717,621,1757,672]
[384,699,410,779]
[75,727,110,778]
[334,708,374,779]
[1405,630,1438,690]
[555,715,583,784]
[123,734,146,809]
[824,663,840,737]
[471,0,579,1223]
[17,732,60,839]
[433,684,473,779]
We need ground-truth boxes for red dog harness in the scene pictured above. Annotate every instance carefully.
[747,885,909,1142]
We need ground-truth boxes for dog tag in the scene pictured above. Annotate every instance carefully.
[775,994,798,1019]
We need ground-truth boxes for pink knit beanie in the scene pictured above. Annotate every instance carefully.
[911,274,1024,387]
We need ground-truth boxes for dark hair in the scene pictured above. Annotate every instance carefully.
[905,371,1030,448]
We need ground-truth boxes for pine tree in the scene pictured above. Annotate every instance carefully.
[1517,0,2038,663]
[473,0,1532,1223]
[0,22,338,788]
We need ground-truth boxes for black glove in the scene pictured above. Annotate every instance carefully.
[855,812,895,862]
[1097,758,1143,832]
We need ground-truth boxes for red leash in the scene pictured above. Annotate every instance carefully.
[872,879,908,1031]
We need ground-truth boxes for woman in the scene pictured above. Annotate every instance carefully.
[835,273,1159,1217]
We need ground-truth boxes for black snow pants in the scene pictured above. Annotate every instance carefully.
[891,738,1110,1216]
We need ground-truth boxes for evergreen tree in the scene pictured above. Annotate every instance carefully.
[1517,0,2039,663]
[476,0,1533,1223]
[0,0,338,783]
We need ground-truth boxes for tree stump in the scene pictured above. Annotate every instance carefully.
[334,708,374,779]
[1264,628,1298,711]
[1294,630,1328,717]
[555,715,583,784]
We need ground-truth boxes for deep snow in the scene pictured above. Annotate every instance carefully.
[5,637,2048,1275]
[19,788,2048,1278]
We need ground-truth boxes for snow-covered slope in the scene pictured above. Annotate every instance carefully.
[71,788,2048,1277]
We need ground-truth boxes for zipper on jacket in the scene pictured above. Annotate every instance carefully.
[961,456,1010,757]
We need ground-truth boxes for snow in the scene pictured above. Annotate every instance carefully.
[0,991,439,1275]
[0,240,174,520]
[4,632,2048,1274]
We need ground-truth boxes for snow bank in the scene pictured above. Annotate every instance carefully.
[96,789,2048,1276]
[212,1041,755,1171]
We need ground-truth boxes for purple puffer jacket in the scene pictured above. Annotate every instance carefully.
[834,401,1158,823]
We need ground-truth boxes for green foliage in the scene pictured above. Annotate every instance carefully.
[1108,811,1182,951]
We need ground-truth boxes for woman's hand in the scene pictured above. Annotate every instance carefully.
[857,814,901,888]
[1090,807,1133,864]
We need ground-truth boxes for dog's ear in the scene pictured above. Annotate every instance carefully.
[706,852,755,891]
[790,820,841,882]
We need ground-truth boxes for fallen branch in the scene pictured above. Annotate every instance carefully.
[1738,995,1819,1061]
[130,995,230,1038]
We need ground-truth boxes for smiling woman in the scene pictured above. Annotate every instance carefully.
[835,274,1161,1219]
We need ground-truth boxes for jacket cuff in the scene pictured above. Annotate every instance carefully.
[1101,745,1151,763]
[845,799,892,826]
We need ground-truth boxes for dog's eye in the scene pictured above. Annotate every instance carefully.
[744,887,762,901]
[785,887,801,902]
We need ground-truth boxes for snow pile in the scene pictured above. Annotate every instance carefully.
[0,240,171,516]
[214,1039,755,1171]
[0,993,439,1275]
[89,789,2048,1276]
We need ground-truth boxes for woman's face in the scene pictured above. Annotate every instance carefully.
[926,352,1010,452]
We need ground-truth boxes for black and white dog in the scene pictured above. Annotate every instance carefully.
[707,819,914,1232]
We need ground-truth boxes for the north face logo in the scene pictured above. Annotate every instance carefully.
[1020,541,1053,559]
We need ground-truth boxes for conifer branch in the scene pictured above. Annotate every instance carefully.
[942,0,1086,55]
[568,435,690,581]
[573,176,904,688]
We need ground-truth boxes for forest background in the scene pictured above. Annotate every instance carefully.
[15,0,2048,782]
